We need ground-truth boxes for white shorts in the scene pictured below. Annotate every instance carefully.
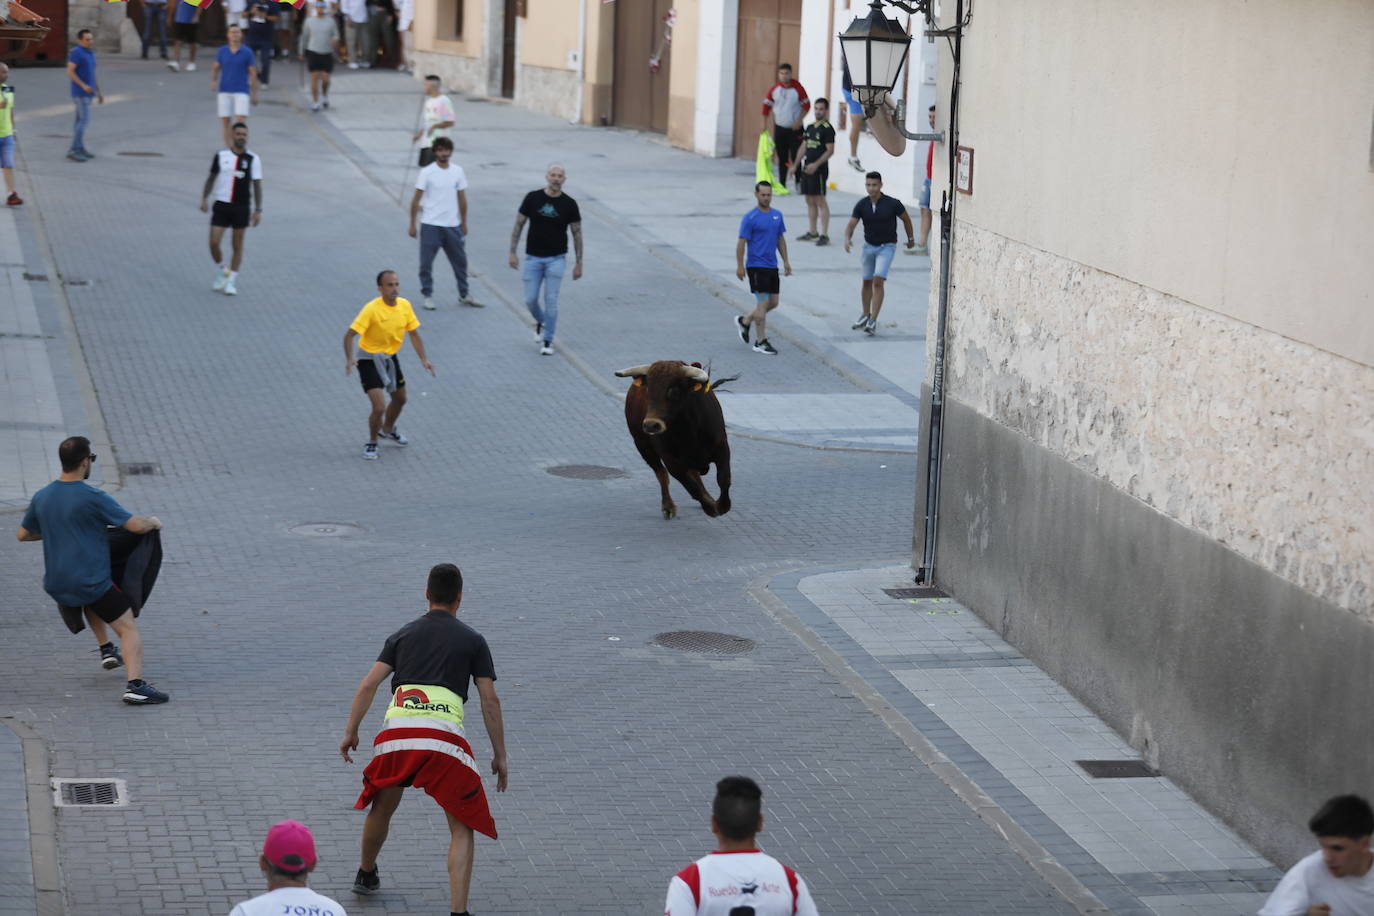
[217,92,250,118]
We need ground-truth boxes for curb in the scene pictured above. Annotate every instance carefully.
[0,718,65,916]
[747,564,1110,916]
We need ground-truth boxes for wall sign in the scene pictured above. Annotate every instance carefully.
[956,146,974,194]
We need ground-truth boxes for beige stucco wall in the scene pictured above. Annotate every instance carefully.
[933,0,1374,618]
[950,0,1374,367]
[519,0,578,71]
[667,1,698,149]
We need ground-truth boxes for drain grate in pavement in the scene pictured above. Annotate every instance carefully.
[119,463,162,476]
[883,586,949,599]
[53,778,127,807]
[1076,760,1160,779]
[546,465,628,480]
[23,272,47,282]
[288,523,365,537]
[653,631,756,655]
[116,151,165,157]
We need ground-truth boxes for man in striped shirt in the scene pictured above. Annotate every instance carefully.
[340,563,508,916]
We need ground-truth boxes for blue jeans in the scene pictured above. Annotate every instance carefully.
[143,4,168,53]
[861,242,897,280]
[248,40,272,84]
[71,96,92,153]
[418,224,467,298]
[522,254,566,342]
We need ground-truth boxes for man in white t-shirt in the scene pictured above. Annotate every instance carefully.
[339,0,366,67]
[1260,794,1374,916]
[665,776,820,916]
[412,74,454,167]
[408,136,480,311]
[229,820,347,916]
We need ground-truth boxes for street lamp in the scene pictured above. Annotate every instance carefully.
[838,0,941,142]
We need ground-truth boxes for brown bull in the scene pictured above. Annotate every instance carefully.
[614,361,732,520]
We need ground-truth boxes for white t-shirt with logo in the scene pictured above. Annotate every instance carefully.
[664,850,819,916]
[1259,851,1374,915]
[422,93,455,142]
[414,161,467,228]
[228,885,348,916]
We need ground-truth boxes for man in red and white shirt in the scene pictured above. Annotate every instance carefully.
[761,63,809,192]
[665,776,820,916]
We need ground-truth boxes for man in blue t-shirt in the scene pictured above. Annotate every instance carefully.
[64,30,102,162]
[733,181,792,356]
[212,24,258,146]
[16,437,170,705]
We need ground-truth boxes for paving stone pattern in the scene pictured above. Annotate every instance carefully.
[0,62,1071,914]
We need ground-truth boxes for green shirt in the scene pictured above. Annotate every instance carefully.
[0,84,14,138]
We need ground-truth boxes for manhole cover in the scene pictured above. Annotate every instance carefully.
[546,465,628,480]
[1076,760,1160,779]
[653,631,756,654]
[116,151,165,157]
[288,523,365,537]
[883,587,948,599]
[53,778,127,807]
[119,462,162,476]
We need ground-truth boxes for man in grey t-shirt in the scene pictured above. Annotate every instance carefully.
[298,1,339,111]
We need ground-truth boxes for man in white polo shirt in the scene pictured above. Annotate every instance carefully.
[1260,794,1374,916]
[408,136,480,311]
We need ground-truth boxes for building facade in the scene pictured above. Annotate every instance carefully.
[916,0,1374,865]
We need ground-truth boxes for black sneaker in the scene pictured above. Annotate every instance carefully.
[352,867,380,895]
[533,321,542,343]
[865,318,877,336]
[797,231,818,242]
[850,315,870,330]
[99,643,124,670]
[734,315,751,344]
[816,235,830,246]
[122,680,170,705]
[752,338,778,355]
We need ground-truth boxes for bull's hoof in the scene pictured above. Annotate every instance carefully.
[716,497,731,516]
[700,502,720,518]
[662,504,677,520]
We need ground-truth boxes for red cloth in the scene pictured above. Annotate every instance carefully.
[354,727,497,839]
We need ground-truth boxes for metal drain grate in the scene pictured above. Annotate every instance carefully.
[23,272,48,282]
[653,631,756,655]
[1076,760,1159,779]
[883,587,949,599]
[116,151,165,157]
[546,465,628,480]
[53,778,127,807]
[119,463,162,476]
[288,523,365,537]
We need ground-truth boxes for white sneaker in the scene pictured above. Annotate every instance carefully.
[422,297,435,310]
[310,101,320,112]
[362,442,378,460]
[212,268,229,292]
[540,342,553,356]
[347,61,359,69]
[533,322,543,342]
[223,277,237,296]
[186,61,197,71]
[166,60,179,72]
[321,96,330,109]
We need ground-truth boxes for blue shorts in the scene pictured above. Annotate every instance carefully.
[861,242,897,280]
[919,177,931,209]
[841,87,863,116]
[0,135,14,170]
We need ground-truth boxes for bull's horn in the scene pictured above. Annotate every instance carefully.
[682,365,709,383]
[614,365,653,378]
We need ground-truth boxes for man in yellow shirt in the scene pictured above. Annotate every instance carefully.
[343,270,435,460]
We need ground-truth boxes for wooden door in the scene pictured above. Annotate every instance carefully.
[501,0,517,98]
[613,0,672,133]
[733,0,802,157]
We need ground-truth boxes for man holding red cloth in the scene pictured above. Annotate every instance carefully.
[340,563,508,916]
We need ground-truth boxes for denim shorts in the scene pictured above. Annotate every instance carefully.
[841,87,863,116]
[861,242,897,280]
[0,135,14,170]
[919,176,931,209]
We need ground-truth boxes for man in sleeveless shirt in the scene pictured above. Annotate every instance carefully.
[340,563,508,916]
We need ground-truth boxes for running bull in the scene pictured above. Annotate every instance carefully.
[615,361,733,519]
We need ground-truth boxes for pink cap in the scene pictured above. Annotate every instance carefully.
[262,820,317,873]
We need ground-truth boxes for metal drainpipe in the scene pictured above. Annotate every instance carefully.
[915,0,963,585]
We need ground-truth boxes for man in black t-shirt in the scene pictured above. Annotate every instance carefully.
[795,97,836,246]
[340,563,508,916]
[508,165,583,355]
[842,171,914,336]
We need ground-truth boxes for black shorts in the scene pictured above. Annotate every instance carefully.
[746,267,780,295]
[210,201,251,229]
[357,354,405,392]
[305,50,334,73]
[798,163,828,197]
[174,21,198,43]
[57,586,133,635]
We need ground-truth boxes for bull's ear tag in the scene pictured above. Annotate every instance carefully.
[692,383,704,392]
[632,378,644,387]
